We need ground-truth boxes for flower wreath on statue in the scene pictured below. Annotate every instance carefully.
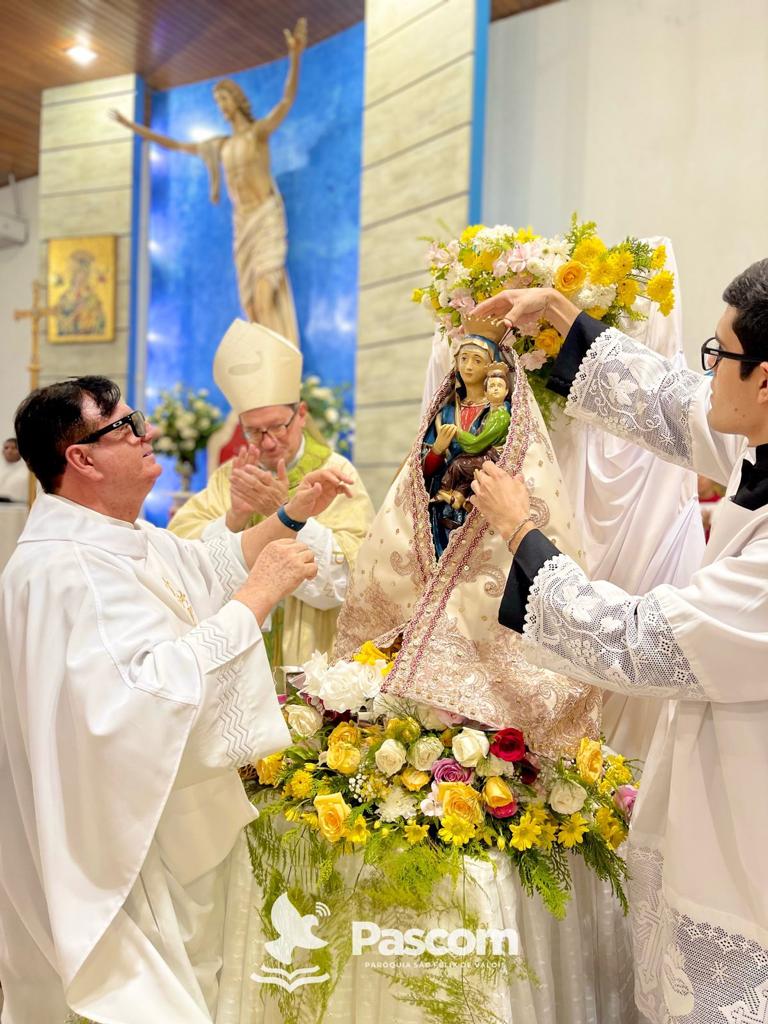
[414,214,675,424]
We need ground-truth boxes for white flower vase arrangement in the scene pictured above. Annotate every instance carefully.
[150,386,223,497]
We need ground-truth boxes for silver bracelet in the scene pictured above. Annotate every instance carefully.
[506,514,535,553]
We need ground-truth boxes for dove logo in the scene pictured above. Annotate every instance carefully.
[251,892,330,992]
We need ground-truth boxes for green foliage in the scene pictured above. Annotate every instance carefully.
[566,212,598,248]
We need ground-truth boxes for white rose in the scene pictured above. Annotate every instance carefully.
[416,704,459,730]
[156,437,174,453]
[180,439,196,452]
[375,738,407,776]
[325,408,339,424]
[319,661,381,714]
[300,650,329,697]
[407,735,444,772]
[475,753,517,779]
[548,780,587,815]
[198,417,211,430]
[285,703,323,738]
[451,728,490,768]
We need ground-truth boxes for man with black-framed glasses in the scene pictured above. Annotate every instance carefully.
[468,258,768,1024]
[0,374,356,1022]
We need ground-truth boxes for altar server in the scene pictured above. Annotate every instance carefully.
[471,259,768,1024]
[169,320,374,667]
[0,375,348,1023]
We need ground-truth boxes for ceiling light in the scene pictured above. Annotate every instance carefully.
[66,44,97,66]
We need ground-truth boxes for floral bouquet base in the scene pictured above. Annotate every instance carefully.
[243,641,640,1024]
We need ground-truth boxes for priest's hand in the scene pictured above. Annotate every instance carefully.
[226,445,289,532]
[473,287,581,337]
[284,468,354,522]
[234,538,317,625]
[471,461,535,554]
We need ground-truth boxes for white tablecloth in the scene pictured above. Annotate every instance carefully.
[217,844,640,1024]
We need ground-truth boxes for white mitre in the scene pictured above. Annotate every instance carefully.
[213,318,302,413]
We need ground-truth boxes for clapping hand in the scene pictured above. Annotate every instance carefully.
[284,468,354,523]
[226,445,289,532]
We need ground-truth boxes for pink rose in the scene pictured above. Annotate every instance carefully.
[432,758,474,784]
[614,785,638,818]
[487,799,518,819]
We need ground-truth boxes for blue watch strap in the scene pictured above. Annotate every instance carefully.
[276,504,307,532]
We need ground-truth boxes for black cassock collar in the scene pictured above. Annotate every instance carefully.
[733,444,768,511]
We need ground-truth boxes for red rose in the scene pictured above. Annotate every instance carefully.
[489,728,526,762]
[518,755,540,785]
[487,799,518,819]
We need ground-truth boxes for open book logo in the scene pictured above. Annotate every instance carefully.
[250,892,330,991]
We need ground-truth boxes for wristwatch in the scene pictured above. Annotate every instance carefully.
[276,504,307,532]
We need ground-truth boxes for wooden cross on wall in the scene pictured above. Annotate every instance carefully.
[13,280,60,506]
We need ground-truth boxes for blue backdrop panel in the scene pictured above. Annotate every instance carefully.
[143,24,364,524]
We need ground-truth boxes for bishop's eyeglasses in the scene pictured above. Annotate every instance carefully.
[74,410,148,446]
[242,407,299,445]
[700,338,762,373]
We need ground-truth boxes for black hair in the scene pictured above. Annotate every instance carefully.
[722,258,768,378]
[14,376,121,493]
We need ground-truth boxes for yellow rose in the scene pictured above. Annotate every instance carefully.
[536,327,564,357]
[572,237,606,266]
[482,776,515,809]
[584,306,608,320]
[576,737,603,784]
[314,792,351,843]
[646,271,674,303]
[554,260,588,294]
[617,278,639,307]
[326,741,361,776]
[255,752,283,786]
[438,782,484,826]
[400,766,432,792]
[385,717,421,744]
[650,244,667,270]
[329,722,360,747]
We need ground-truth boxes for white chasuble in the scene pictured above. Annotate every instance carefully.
[519,326,768,1024]
[0,494,289,1024]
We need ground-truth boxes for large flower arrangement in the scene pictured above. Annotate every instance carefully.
[150,386,223,490]
[413,216,675,419]
[250,641,639,918]
[301,375,354,455]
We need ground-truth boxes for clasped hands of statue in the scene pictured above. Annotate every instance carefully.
[225,443,353,533]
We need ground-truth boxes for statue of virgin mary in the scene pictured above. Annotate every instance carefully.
[334,319,600,757]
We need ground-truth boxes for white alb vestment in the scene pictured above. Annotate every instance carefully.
[0,494,290,1024]
[518,324,768,1024]
[548,238,705,760]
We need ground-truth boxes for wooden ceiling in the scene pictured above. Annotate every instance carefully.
[0,0,558,188]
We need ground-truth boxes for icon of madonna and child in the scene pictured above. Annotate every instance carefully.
[334,316,599,758]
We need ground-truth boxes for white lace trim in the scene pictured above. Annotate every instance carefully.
[521,554,704,698]
[566,327,702,469]
[629,845,768,1023]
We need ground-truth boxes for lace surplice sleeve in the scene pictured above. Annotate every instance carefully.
[548,313,743,485]
[500,529,768,704]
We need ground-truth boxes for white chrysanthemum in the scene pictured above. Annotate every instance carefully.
[376,785,418,822]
